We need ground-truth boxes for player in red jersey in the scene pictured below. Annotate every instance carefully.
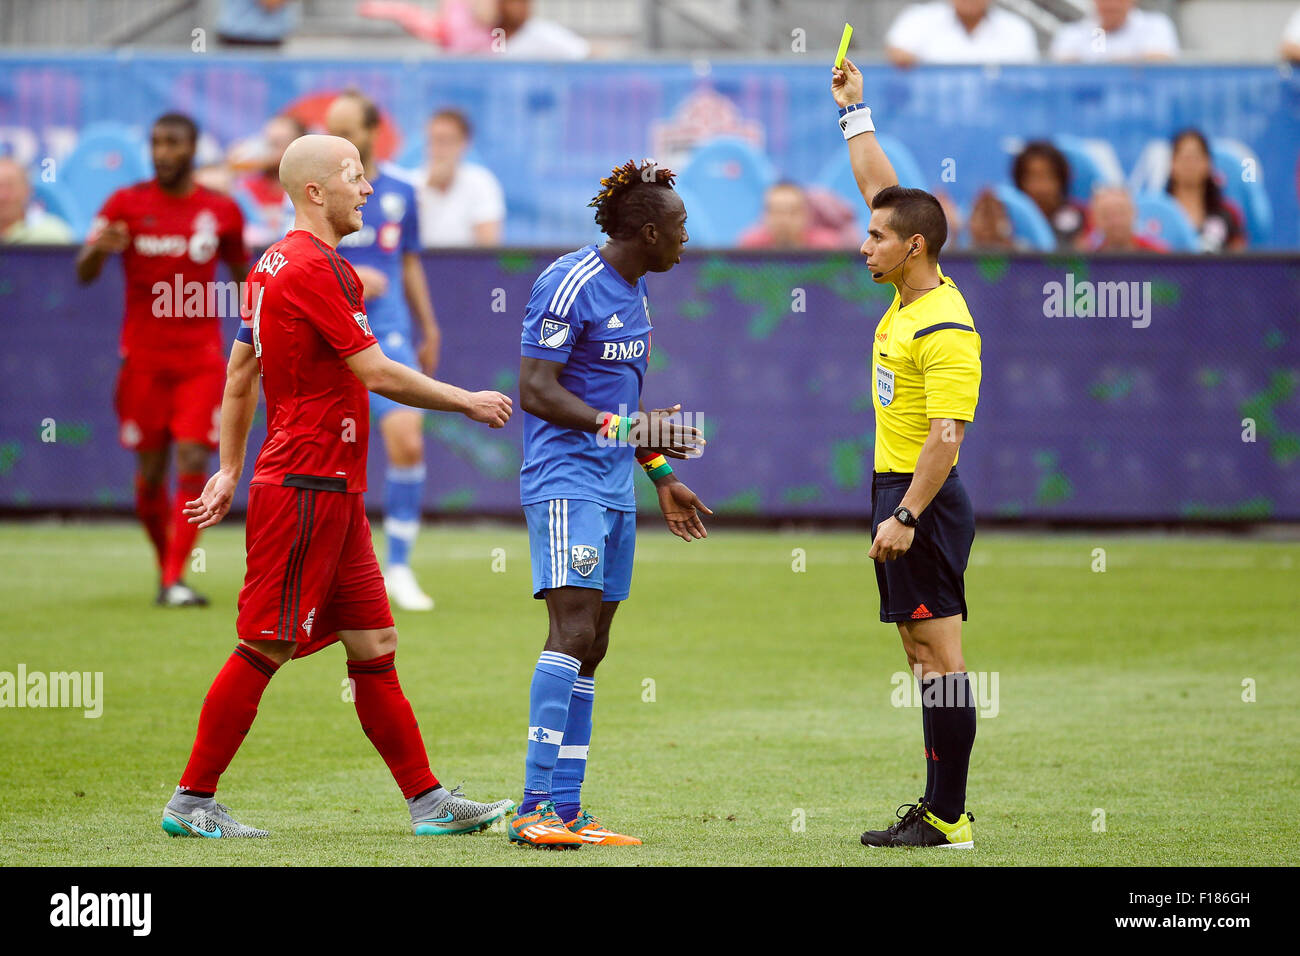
[76,113,249,607]
[160,133,515,838]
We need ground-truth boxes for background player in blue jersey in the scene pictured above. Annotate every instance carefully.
[326,92,442,611]
[506,160,710,848]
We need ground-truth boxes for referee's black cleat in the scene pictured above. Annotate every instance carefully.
[861,801,974,849]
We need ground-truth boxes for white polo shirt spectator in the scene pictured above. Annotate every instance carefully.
[1281,6,1300,62]
[410,162,505,248]
[885,0,1039,65]
[1051,1,1180,62]
[501,14,590,59]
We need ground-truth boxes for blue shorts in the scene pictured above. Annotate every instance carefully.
[871,468,975,624]
[370,329,424,421]
[524,498,636,602]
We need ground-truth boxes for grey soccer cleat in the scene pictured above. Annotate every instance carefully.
[412,787,515,836]
[162,794,269,838]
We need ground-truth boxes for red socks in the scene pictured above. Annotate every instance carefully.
[179,645,280,794]
[348,653,439,798]
[134,475,169,572]
[178,648,439,800]
[162,472,206,588]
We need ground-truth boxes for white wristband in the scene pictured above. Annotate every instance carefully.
[839,104,875,140]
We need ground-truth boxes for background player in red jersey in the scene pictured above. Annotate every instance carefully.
[75,113,249,607]
[161,133,515,838]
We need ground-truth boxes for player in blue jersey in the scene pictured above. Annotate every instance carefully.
[506,160,711,848]
[326,92,442,611]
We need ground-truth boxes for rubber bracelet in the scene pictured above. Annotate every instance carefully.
[838,103,874,140]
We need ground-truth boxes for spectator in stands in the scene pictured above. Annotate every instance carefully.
[497,0,589,58]
[966,188,1018,250]
[411,108,505,247]
[1283,6,1300,62]
[360,0,588,58]
[0,158,73,244]
[215,0,301,47]
[1165,128,1246,252]
[885,0,1039,66]
[231,114,304,246]
[1050,0,1179,62]
[1082,186,1168,252]
[737,182,843,250]
[1012,141,1089,250]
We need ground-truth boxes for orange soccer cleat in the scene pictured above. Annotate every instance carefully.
[507,800,584,849]
[565,810,642,846]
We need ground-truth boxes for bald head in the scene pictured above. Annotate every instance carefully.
[279,134,372,245]
[279,134,362,201]
[324,93,380,164]
[0,157,31,231]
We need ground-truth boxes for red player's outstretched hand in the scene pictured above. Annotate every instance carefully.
[185,470,238,529]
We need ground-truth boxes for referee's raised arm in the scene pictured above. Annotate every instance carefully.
[830,57,899,209]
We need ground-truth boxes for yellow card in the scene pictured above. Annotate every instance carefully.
[834,23,853,69]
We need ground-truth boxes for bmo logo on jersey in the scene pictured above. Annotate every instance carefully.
[129,211,218,263]
[600,338,647,362]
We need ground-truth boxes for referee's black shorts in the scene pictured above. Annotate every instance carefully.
[871,468,975,624]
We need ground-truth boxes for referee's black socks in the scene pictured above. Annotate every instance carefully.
[921,672,976,824]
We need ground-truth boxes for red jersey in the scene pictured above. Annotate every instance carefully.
[245,230,378,494]
[93,180,246,369]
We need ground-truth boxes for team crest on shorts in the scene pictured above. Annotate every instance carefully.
[539,319,570,349]
[353,311,371,335]
[570,545,599,577]
[876,363,895,408]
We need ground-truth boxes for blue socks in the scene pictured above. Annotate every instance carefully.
[521,651,580,813]
[552,676,594,822]
[383,464,425,568]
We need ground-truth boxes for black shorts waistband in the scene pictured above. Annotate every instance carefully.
[873,467,961,489]
[283,474,348,493]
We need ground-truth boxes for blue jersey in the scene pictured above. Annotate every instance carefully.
[336,168,420,343]
[520,245,652,511]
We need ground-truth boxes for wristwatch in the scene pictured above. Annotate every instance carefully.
[892,506,918,528]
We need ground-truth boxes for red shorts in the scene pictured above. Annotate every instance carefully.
[114,358,224,452]
[236,482,394,659]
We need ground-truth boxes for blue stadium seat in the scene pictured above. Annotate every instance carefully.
[1133,192,1200,252]
[991,184,1055,251]
[671,183,719,249]
[1211,139,1272,246]
[29,177,83,239]
[1052,134,1122,203]
[59,122,149,234]
[677,137,775,246]
[816,133,926,210]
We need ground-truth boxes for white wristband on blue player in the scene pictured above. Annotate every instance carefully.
[838,102,874,140]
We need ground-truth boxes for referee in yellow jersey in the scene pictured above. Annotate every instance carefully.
[832,58,981,850]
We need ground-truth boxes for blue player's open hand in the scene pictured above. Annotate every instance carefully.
[657,477,711,541]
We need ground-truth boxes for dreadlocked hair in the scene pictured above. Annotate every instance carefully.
[589,159,677,239]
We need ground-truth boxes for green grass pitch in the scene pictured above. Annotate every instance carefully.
[1,521,1296,866]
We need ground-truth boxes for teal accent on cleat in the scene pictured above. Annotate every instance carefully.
[412,787,515,835]
[161,801,269,838]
